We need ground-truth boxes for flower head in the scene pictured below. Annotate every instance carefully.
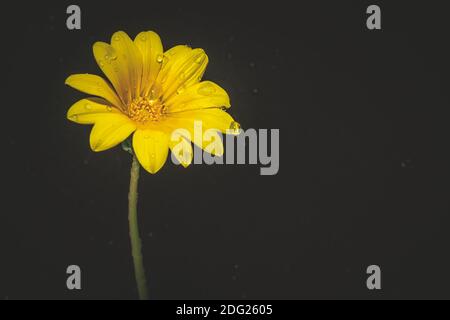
[66,31,239,173]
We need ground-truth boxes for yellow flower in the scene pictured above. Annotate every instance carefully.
[66,31,239,173]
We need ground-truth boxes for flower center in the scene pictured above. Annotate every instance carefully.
[128,97,166,123]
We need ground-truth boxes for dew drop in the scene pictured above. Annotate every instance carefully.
[176,86,185,95]
[113,35,121,41]
[85,103,92,110]
[156,54,164,63]
[140,34,147,41]
[229,121,241,134]
[195,55,204,64]
[198,83,216,96]
[70,115,78,121]
[106,106,112,112]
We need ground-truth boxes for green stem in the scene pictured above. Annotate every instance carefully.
[128,154,149,300]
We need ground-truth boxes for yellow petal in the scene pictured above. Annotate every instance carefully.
[134,31,163,97]
[111,31,143,100]
[133,130,169,174]
[65,74,124,109]
[161,109,237,155]
[166,109,237,134]
[169,130,193,168]
[93,41,130,104]
[67,97,121,124]
[156,46,208,101]
[89,113,136,152]
[165,81,230,113]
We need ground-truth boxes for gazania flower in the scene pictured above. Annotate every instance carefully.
[66,30,239,173]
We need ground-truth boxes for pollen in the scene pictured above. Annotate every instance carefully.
[128,96,167,123]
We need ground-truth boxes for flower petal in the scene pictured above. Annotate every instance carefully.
[133,129,169,174]
[165,81,230,113]
[134,31,164,97]
[65,74,124,109]
[89,113,136,152]
[165,109,237,134]
[93,41,130,104]
[169,130,193,168]
[156,46,208,101]
[67,97,121,124]
[161,109,237,155]
[111,31,143,100]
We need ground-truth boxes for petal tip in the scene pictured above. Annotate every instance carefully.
[65,75,74,85]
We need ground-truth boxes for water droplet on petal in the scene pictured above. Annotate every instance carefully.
[195,55,204,64]
[70,115,78,121]
[140,34,147,41]
[229,121,241,134]
[198,83,216,96]
[156,54,164,63]
[85,103,92,110]
[106,106,113,112]
[113,35,121,41]
[176,86,185,95]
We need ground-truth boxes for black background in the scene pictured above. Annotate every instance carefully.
[1,0,450,299]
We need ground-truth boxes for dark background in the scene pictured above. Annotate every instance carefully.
[1,0,450,299]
